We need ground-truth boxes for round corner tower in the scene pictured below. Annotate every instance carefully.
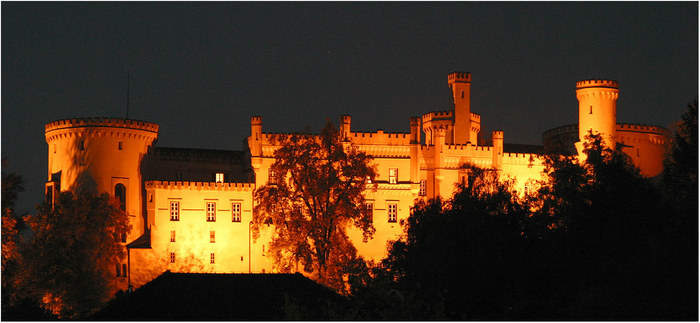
[575,79,619,152]
[45,117,159,240]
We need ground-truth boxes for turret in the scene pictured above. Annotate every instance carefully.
[448,72,472,144]
[492,130,503,169]
[250,116,262,157]
[340,115,352,140]
[575,79,619,153]
[409,117,421,144]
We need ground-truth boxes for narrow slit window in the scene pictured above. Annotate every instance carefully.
[589,105,593,114]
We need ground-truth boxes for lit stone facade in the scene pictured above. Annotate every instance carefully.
[44,72,671,289]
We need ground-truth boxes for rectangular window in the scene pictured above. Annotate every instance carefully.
[118,141,123,150]
[170,230,176,242]
[365,202,374,223]
[388,203,397,223]
[210,253,215,264]
[215,172,224,183]
[268,169,277,185]
[206,202,216,222]
[389,168,398,184]
[79,140,85,151]
[120,232,127,243]
[170,201,180,221]
[122,264,127,277]
[169,252,175,264]
[232,203,242,222]
[116,263,121,277]
[419,180,427,196]
[210,231,215,243]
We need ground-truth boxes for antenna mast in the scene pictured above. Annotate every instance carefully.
[126,70,130,119]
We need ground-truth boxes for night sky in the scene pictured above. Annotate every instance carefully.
[2,2,697,215]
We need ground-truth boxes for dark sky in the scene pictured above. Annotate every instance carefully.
[2,2,697,214]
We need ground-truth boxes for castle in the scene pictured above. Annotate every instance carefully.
[44,72,671,290]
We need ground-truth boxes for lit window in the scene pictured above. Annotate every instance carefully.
[388,203,397,223]
[389,168,398,184]
[232,203,242,222]
[206,202,216,222]
[365,176,372,184]
[268,169,277,185]
[419,180,427,196]
[170,252,176,263]
[210,231,215,243]
[170,201,180,221]
[215,173,224,183]
[115,184,126,211]
[210,253,215,264]
[170,230,176,242]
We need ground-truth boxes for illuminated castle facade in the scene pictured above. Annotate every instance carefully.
[44,72,671,290]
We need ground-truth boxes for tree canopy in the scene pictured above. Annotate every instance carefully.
[17,177,131,318]
[359,131,695,320]
[252,120,376,292]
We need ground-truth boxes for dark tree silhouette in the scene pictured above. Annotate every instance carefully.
[382,165,530,319]
[252,120,376,293]
[18,177,131,318]
[1,157,24,310]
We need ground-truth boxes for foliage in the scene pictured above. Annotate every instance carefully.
[18,180,131,318]
[359,131,694,320]
[381,165,529,319]
[1,157,25,310]
[252,120,376,292]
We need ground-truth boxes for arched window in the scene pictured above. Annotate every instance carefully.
[115,183,126,211]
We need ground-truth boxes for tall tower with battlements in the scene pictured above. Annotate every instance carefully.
[575,79,619,153]
[449,72,472,144]
[45,117,159,240]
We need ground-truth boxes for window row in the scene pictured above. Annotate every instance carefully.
[364,202,399,223]
[170,201,242,222]
[169,230,218,243]
[75,140,124,151]
[169,252,217,264]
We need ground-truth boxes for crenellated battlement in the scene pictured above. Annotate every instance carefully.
[250,116,262,125]
[422,110,454,121]
[576,79,618,89]
[448,71,471,83]
[616,123,671,136]
[470,113,481,123]
[410,116,421,126]
[45,117,159,134]
[145,180,255,191]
